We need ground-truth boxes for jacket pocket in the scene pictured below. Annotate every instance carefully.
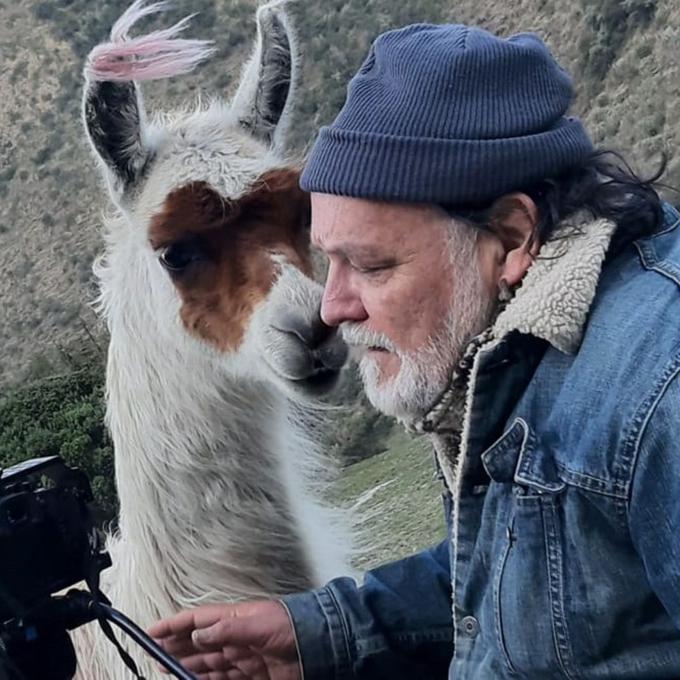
[482,419,579,679]
[493,518,518,676]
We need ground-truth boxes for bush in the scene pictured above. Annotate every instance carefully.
[32,146,52,167]
[0,365,115,524]
[0,164,16,183]
[577,0,657,86]
[33,2,56,21]
[327,398,395,465]
[322,366,396,465]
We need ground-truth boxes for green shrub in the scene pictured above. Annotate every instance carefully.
[0,364,115,524]
[0,164,16,183]
[321,367,396,465]
[33,2,56,21]
[32,146,52,167]
[578,0,657,86]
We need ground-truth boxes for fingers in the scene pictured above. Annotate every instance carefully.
[150,599,299,680]
[155,632,203,659]
[195,671,248,680]
[194,672,247,680]
[166,649,268,679]
[176,650,238,673]
[170,646,247,671]
[192,610,270,649]
[155,614,265,657]
[149,603,232,639]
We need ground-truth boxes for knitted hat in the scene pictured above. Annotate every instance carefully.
[300,24,593,206]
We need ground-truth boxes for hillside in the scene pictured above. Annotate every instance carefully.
[0,0,677,385]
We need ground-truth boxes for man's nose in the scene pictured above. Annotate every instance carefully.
[320,272,367,327]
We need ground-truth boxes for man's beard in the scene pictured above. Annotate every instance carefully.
[341,227,496,423]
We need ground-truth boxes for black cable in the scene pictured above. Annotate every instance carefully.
[90,600,197,680]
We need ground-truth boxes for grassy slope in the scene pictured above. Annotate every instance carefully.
[2,0,678,557]
[332,427,446,571]
[1,0,679,384]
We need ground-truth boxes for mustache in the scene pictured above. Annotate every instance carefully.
[340,323,397,352]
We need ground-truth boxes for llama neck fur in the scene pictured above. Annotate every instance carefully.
[96,229,348,625]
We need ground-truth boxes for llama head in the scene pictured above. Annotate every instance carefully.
[83,1,347,398]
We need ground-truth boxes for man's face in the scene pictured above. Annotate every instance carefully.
[311,193,497,421]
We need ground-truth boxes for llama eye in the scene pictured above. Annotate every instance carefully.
[159,239,205,272]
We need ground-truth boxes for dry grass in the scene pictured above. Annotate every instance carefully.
[0,0,677,384]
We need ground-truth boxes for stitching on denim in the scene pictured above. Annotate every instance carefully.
[355,627,453,656]
[645,262,680,287]
[481,417,525,463]
[278,599,306,680]
[514,419,569,494]
[514,472,565,494]
[553,462,626,499]
[634,228,680,287]
[500,422,629,500]
[625,359,680,509]
[542,499,579,679]
[634,213,680,269]
[612,494,630,529]
[620,354,680,499]
[320,587,353,679]
[493,520,518,676]
[391,627,455,645]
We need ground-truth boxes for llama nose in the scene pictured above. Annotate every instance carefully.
[277,311,337,350]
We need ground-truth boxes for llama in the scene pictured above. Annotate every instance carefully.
[72,1,353,677]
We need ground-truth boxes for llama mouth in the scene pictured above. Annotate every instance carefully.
[292,366,341,393]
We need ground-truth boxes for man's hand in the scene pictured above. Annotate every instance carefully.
[148,600,302,680]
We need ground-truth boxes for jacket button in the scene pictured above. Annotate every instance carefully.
[461,615,479,637]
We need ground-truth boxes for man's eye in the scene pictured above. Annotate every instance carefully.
[357,263,392,274]
[159,239,205,272]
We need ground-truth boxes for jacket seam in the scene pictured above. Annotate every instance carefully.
[493,522,518,676]
[636,258,680,287]
[634,215,680,287]
[278,598,306,680]
[553,462,627,499]
[324,585,354,677]
[617,358,675,489]
[357,626,453,654]
[542,498,579,679]
[625,359,680,511]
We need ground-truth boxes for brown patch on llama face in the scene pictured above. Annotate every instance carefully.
[149,168,312,352]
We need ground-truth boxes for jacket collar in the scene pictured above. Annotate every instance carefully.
[493,212,617,355]
[414,211,617,434]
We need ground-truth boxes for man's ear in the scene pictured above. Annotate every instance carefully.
[488,193,540,288]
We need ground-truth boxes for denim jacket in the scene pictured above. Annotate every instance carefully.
[283,204,680,679]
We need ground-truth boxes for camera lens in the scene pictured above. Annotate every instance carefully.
[4,497,29,526]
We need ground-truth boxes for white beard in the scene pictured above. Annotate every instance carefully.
[342,226,495,423]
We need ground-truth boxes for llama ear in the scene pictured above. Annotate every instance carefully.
[83,79,149,197]
[230,1,297,150]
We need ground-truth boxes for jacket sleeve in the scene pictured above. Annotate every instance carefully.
[628,367,680,629]
[281,539,453,680]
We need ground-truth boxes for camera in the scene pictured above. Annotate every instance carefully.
[0,457,195,680]
[0,456,111,624]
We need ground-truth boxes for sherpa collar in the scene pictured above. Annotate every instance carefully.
[492,212,617,355]
[414,211,618,433]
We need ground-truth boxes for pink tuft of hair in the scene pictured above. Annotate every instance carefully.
[85,0,216,82]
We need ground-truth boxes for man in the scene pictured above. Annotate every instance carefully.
[149,23,680,679]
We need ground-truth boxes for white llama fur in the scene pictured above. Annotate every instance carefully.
[73,2,353,678]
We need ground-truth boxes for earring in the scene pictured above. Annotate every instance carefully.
[498,278,513,303]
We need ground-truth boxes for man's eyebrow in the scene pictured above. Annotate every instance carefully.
[316,243,387,259]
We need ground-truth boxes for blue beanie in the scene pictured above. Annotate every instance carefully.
[300,24,594,206]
